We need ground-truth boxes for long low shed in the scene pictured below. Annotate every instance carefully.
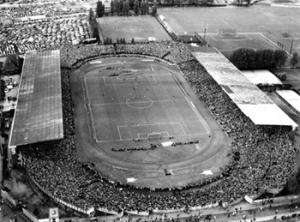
[277,90,300,113]
[192,51,297,129]
[242,70,282,86]
[9,50,64,147]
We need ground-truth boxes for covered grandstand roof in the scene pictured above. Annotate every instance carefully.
[242,70,282,86]
[277,90,300,113]
[9,50,63,147]
[192,51,297,129]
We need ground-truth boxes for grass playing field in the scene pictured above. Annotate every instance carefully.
[97,16,171,42]
[203,32,280,57]
[70,56,231,189]
[158,5,300,55]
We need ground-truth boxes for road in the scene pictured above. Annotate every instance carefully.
[0,202,28,222]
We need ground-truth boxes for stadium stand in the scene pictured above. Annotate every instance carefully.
[9,50,63,147]
[242,70,282,86]
[277,90,300,113]
[192,51,297,129]
[15,43,295,214]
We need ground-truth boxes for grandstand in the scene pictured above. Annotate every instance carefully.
[9,50,63,148]
[192,51,297,129]
[242,70,282,86]
[277,90,300,113]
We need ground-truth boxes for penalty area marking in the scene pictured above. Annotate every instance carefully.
[257,32,288,52]
[138,131,169,140]
[117,122,186,141]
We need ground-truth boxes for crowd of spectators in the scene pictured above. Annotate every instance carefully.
[60,42,193,68]
[19,42,296,214]
[0,0,92,56]
[0,3,87,19]
[0,16,90,56]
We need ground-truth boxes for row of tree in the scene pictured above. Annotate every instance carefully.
[154,0,227,6]
[230,48,288,70]
[0,55,24,102]
[96,1,106,17]
[0,79,5,101]
[0,54,23,75]
[111,0,150,15]
[96,0,155,17]
[291,52,299,68]
[88,9,100,42]
[103,37,137,44]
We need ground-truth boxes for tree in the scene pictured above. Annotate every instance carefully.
[117,0,123,15]
[140,0,149,15]
[111,0,119,14]
[3,54,23,74]
[88,8,100,42]
[256,49,274,69]
[93,27,100,42]
[133,0,139,15]
[230,48,256,70]
[0,79,5,101]
[150,5,157,16]
[96,1,105,17]
[96,1,102,17]
[129,0,135,9]
[0,62,3,77]
[123,0,130,15]
[88,8,95,23]
[230,48,287,70]
[290,52,298,68]
[273,50,287,69]
[110,0,115,14]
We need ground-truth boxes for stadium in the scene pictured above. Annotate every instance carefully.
[7,41,297,216]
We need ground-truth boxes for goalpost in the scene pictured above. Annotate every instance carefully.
[137,131,170,140]
[218,28,237,38]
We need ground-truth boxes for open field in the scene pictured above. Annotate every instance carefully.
[70,56,231,189]
[159,6,300,55]
[203,32,279,57]
[97,16,171,42]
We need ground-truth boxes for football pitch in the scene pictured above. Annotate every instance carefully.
[70,56,231,189]
[159,6,300,55]
[203,32,280,57]
[97,16,171,42]
[85,71,208,143]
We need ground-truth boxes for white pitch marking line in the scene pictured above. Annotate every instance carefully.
[117,125,123,141]
[190,101,196,109]
[127,177,137,183]
[186,98,211,135]
[201,170,213,175]
[258,32,291,55]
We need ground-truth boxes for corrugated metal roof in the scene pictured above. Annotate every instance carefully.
[9,50,63,147]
